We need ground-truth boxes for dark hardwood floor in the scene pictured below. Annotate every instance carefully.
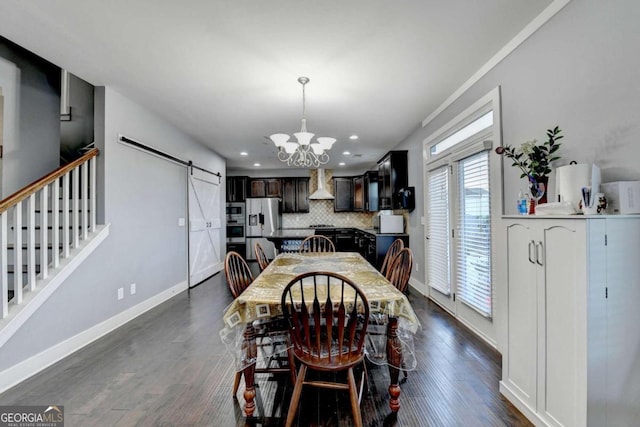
[0,270,531,426]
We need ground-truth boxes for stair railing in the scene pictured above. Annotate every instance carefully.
[0,148,99,319]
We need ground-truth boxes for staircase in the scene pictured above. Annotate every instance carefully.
[0,148,108,346]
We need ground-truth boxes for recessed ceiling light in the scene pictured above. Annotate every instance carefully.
[240,151,248,156]
[339,162,346,166]
[349,135,359,140]
[342,151,351,156]
[253,163,261,167]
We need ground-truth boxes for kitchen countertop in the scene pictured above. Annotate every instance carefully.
[266,227,408,239]
[265,228,316,239]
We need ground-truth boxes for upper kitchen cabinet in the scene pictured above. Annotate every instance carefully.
[377,151,408,210]
[353,175,365,211]
[282,177,309,213]
[333,177,353,212]
[249,178,282,198]
[226,176,248,202]
[353,171,379,212]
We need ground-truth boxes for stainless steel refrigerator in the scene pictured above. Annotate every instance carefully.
[245,197,281,261]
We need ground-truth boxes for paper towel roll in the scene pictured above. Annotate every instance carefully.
[555,163,601,211]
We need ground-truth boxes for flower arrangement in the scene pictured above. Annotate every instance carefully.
[495,126,563,184]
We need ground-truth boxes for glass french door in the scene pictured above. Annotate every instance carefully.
[426,141,494,337]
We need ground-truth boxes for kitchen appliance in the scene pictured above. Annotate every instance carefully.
[226,202,245,243]
[245,197,281,260]
[373,213,404,233]
[226,202,246,254]
[555,162,601,212]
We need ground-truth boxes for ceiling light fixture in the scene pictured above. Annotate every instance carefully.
[270,77,336,168]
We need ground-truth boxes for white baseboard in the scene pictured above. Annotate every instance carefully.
[0,279,187,394]
[408,276,427,297]
[499,381,546,426]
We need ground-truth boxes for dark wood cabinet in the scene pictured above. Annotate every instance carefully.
[377,151,408,210]
[226,176,248,202]
[249,178,282,198]
[333,177,353,212]
[282,178,309,213]
[354,228,409,269]
[353,176,364,211]
[363,171,379,212]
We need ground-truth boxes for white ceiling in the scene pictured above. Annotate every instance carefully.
[0,0,552,172]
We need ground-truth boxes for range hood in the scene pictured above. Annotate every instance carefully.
[309,169,335,200]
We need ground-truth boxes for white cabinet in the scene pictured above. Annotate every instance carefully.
[500,216,640,427]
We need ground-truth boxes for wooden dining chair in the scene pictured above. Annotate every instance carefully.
[224,251,254,298]
[224,250,293,396]
[254,242,270,272]
[299,235,336,253]
[385,247,413,294]
[281,271,369,427]
[380,238,404,277]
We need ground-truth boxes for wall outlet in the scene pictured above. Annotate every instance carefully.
[415,262,419,272]
[178,217,186,227]
[117,287,124,300]
[130,283,136,295]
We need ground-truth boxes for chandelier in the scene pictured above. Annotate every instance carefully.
[270,77,336,168]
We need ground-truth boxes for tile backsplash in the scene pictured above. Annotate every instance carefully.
[282,200,374,228]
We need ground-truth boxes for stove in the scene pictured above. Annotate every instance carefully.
[309,224,335,228]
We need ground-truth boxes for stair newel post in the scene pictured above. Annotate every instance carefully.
[52,178,60,269]
[1,212,7,318]
[62,172,70,258]
[90,157,96,233]
[27,193,36,291]
[81,161,88,241]
[40,184,49,280]
[72,166,80,249]
[13,202,23,304]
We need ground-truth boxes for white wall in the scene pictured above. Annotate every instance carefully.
[0,86,226,371]
[396,0,640,349]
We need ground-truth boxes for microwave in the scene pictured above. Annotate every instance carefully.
[373,215,404,233]
[226,203,244,217]
[226,224,245,242]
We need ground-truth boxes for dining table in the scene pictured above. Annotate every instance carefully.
[220,251,420,417]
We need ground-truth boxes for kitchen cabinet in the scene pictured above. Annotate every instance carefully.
[500,216,640,427]
[353,228,409,269]
[377,151,407,210]
[353,176,364,211]
[333,177,353,212]
[364,171,379,212]
[226,176,248,202]
[249,178,282,198]
[282,178,309,213]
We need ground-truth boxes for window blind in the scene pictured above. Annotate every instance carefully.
[427,165,451,295]
[456,151,492,317]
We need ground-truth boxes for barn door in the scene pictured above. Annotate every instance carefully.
[188,168,222,287]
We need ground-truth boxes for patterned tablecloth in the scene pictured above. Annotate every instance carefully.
[220,252,420,370]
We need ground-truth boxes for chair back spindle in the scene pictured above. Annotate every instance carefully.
[299,235,336,253]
